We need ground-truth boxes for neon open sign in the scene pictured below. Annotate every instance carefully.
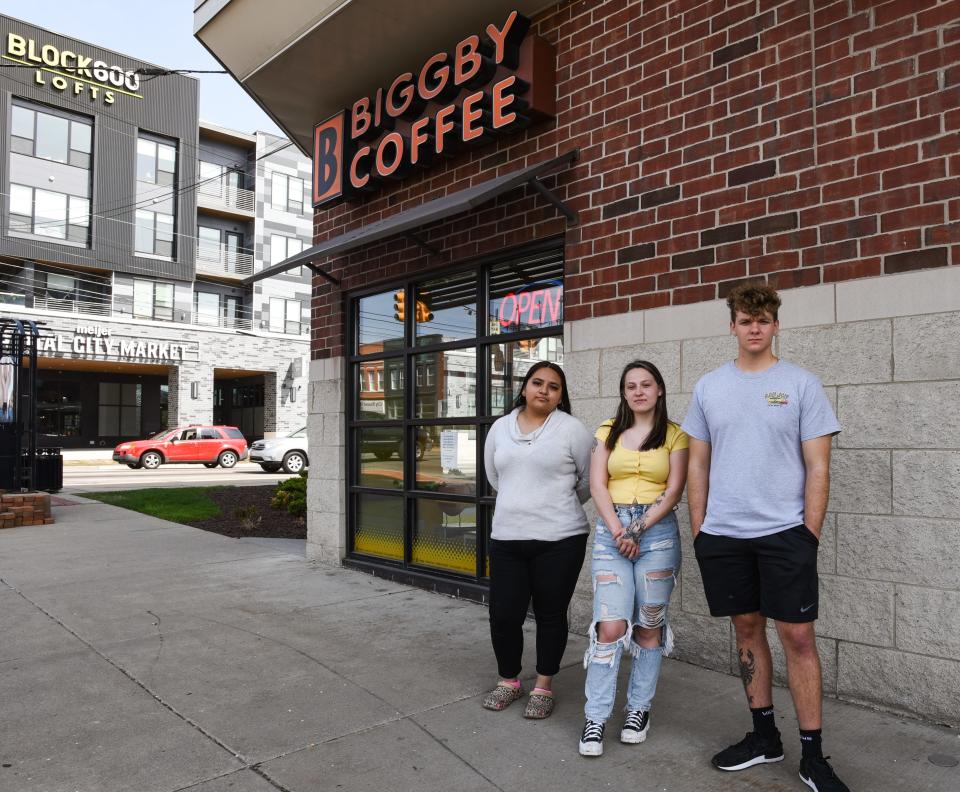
[497,282,562,329]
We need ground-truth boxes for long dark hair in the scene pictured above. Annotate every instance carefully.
[510,361,572,415]
[604,360,669,451]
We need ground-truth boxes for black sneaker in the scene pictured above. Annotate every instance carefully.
[711,731,784,771]
[800,755,850,791]
[620,710,650,744]
[578,719,605,757]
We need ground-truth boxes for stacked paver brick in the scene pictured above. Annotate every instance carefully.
[0,492,54,528]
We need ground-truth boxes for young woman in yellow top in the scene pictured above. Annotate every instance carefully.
[578,360,689,757]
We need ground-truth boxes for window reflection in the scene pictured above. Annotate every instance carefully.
[416,425,476,495]
[412,499,477,574]
[357,427,404,488]
[355,358,404,419]
[488,255,564,336]
[488,337,564,416]
[415,271,477,345]
[358,290,405,349]
[414,350,477,419]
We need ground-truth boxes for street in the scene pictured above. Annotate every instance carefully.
[60,461,296,494]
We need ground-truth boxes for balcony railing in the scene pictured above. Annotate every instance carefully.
[33,296,111,317]
[196,244,255,278]
[192,314,253,331]
[197,179,255,214]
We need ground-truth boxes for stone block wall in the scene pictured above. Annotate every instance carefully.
[564,267,960,726]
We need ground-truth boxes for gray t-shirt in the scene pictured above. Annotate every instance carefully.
[681,360,841,539]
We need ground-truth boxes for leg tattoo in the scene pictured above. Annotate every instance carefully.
[738,648,756,705]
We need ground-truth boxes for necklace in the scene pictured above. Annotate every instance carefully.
[512,409,553,445]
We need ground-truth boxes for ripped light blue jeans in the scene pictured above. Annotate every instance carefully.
[583,504,680,723]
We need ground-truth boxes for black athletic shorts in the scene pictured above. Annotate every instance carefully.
[693,524,819,623]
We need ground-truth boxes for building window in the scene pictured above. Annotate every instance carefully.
[135,209,174,257]
[11,102,92,168]
[268,297,301,334]
[270,171,305,213]
[9,185,89,243]
[136,137,177,186]
[133,279,174,321]
[98,383,141,437]
[200,161,242,189]
[195,291,221,326]
[348,245,564,582]
[269,234,306,272]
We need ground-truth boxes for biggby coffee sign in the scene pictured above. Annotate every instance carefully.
[37,325,199,363]
[313,11,556,206]
[4,33,142,104]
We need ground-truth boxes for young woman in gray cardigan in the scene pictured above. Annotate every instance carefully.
[481,361,593,719]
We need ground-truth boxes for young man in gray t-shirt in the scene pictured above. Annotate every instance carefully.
[681,283,848,792]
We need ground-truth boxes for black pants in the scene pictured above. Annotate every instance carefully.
[488,533,587,678]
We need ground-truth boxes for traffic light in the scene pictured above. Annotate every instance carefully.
[393,290,405,322]
[414,299,434,323]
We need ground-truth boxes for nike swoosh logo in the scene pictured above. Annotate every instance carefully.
[800,603,815,613]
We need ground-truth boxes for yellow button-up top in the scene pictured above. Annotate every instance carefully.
[595,420,689,504]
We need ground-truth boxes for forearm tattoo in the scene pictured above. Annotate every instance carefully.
[623,492,667,542]
[738,648,756,705]
[591,437,599,453]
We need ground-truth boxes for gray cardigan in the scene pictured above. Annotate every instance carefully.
[484,408,593,541]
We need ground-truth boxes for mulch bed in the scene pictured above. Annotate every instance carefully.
[189,486,306,539]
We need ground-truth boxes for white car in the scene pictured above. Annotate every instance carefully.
[249,427,308,474]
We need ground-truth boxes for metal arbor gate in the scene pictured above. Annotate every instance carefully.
[0,317,48,492]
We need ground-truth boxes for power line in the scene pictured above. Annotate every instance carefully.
[1,67,284,170]
[0,65,228,74]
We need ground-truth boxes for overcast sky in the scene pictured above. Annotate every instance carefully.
[1,0,282,135]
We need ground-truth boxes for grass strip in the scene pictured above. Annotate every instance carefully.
[81,487,223,524]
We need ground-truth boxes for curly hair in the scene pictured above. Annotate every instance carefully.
[726,281,781,322]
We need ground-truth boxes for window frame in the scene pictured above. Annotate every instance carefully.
[270,171,306,214]
[8,183,90,244]
[345,240,564,586]
[10,101,92,168]
[134,208,175,259]
[133,278,175,321]
[136,135,178,186]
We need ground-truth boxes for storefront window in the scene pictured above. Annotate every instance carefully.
[98,382,141,437]
[354,493,404,561]
[414,350,477,418]
[347,245,563,582]
[357,291,404,349]
[488,254,564,336]
[415,270,477,345]
[412,500,477,575]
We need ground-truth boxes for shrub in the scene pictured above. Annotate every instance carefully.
[233,504,262,533]
[271,470,307,518]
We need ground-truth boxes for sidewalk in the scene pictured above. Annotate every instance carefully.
[0,498,957,792]
[59,448,115,466]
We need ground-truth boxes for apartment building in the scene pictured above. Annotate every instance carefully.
[0,14,311,447]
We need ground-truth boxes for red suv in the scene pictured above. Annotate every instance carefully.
[113,425,248,470]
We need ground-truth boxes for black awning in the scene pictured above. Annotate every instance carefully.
[242,149,579,285]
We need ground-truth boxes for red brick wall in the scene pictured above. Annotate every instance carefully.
[310,0,960,359]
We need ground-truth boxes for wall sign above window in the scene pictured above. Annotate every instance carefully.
[312,11,556,206]
[4,33,143,105]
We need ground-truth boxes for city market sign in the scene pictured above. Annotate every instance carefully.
[312,10,556,206]
[4,33,143,104]
[37,325,199,363]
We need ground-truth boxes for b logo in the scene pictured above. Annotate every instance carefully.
[313,113,345,206]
